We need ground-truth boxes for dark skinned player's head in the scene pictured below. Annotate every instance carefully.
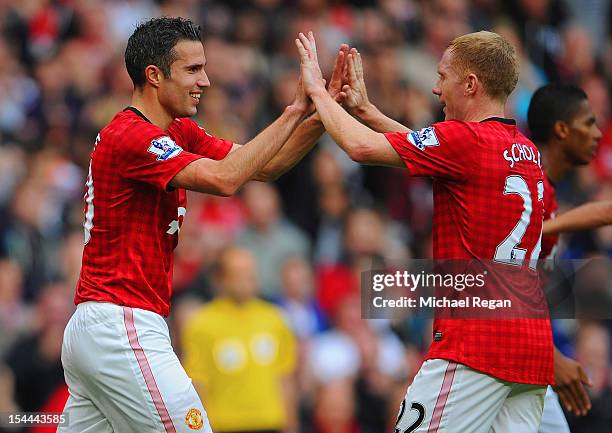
[528,84,601,165]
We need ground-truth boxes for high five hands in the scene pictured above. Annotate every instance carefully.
[292,32,346,115]
[295,32,327,100]
[341,47,372,115]
[295,32,368,113]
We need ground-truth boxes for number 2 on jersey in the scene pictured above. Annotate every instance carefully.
[494,175,544,270]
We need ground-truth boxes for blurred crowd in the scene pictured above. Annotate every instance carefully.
[0,0,611,432]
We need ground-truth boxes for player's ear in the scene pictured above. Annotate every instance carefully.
[552,120,569,140]
[144,65,163,88]
[465,73,477,96]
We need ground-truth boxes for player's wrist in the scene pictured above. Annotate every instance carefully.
[309,87,330,101]
[284,103,309,119]
[353,101,377,119]
[306,110,321,123]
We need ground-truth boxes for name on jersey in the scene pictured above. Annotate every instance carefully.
[148,136,183,161]
[503,143,541,169]
[407,127,440,151]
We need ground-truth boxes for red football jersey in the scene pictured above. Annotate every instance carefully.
[386,118,554,385]
[541,176,559,259]
[75,108,233,316]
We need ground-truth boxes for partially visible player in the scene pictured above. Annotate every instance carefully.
[543,200,612,236]
[531,84,602,261]
[531,85,606,240]
[297,31,552,432]
[58,17,347,433]
[527,83,602,433]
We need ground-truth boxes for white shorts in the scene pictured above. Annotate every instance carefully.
[538,387,570,433]
[57,302,211,433]
[395,359,546,433]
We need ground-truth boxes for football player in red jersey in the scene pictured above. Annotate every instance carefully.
[58,17,348,433]
[527,83,603,433]
[297,31,552,432]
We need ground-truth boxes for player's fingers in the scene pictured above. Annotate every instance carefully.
[556,388,576,414]
[356,52,364,81]
[330,50,345,84]
[298,33,313,59]
[349,47,358,73]
[333,49,345,71]
[564,382,585,415]
[334,92,346,103]
[571,380,592,415]
[295,38,307,59]
[347,53,358,84]
[343,85,353,100]
[308,31,318,61]
[342,60,349,81]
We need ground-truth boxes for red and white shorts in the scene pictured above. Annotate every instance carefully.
[57,301,211,433]
[395,359,546,433]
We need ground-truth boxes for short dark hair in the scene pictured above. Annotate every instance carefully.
[527,84,588,143]
[125,17,202,88]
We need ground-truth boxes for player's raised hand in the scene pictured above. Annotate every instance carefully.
[327,44,349,103]
[295,32,326,98]
[553,349,592,416]
[290,74,313,115]
[342,48,371,115]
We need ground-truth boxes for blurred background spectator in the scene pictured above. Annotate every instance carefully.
[182,247,297,433]
[0,0,610,432]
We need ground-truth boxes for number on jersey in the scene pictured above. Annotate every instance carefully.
[494,175,544,270]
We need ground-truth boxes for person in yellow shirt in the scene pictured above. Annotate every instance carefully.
[182,246,297,433]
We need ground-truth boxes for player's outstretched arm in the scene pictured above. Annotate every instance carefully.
[296,32,403,167]
[542,200,612,236]
[342,48,410,133]
[552,346,592,416]
[170,78,310,196]
[250,44,350,181]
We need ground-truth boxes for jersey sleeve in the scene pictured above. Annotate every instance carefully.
[173,118,233,160]
[384,121,478,180]
[116,124,203,190]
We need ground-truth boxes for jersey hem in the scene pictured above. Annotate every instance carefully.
[75,297,170,318]
[424,352,554,386]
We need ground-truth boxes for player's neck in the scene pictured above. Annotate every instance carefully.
[130,90,174,131]
[461,98,506,123]
[541,144,572,183]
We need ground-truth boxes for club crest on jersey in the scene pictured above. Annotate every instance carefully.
[148,136,183,161]
[185,408,204,430]
[407,127,440,151]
